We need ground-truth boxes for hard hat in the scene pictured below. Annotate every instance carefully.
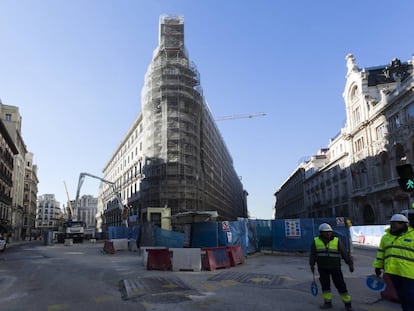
[319,223,333,232]
[390,214,409,223]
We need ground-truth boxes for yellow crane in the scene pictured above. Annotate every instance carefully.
[63,181,75,221]
[215,112,267,122]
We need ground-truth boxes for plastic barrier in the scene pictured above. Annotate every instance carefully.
[140,246,168,266]
[202,247,231,271]
[128,238,138,252]
[227,245,245,266]
[146,249,172,271]
[110,238,128,251]
[103,240,115,254]
[64,238,73,246]
[170,248,202,272]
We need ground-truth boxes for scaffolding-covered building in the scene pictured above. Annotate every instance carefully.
[99,15,247,230]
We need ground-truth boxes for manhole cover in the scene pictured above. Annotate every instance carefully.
[209,271,287,288]
[120,276,193,300]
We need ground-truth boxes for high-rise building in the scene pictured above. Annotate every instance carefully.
[100,15,247,229]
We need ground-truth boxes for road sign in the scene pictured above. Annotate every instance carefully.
[365,275,386,292]
[396,164,414,192]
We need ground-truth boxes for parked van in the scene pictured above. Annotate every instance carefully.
[0,236,6,252]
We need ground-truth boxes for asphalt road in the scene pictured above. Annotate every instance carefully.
[0,241,400,311]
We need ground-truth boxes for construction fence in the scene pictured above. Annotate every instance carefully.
[108,217,353,255]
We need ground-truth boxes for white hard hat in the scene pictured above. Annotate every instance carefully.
[390,214,409,223]
[319,223,333,232]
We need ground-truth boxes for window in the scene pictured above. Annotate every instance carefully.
[355,137,364,152]
[389,114,401,130]
[352,107,361,125]
[376,123,386,139]
[150,212,161,227]
[5,113,11,121]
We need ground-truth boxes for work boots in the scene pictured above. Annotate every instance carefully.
[319,301,332,309]
[344,303,354,311]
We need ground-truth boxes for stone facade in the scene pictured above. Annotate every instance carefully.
[275,54,414,225]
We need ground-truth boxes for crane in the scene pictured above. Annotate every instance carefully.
[63,181,75,221]
[74,172,128,227]
[215,112,267,122]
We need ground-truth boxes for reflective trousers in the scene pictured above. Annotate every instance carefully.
[318,267,351,303]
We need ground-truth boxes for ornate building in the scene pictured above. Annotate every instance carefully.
[36,194,62,231]
[23,152,38,239]
[99,15,248,229]
[275,54,414,225]
[0,118,18,236]
[0,103,38,240]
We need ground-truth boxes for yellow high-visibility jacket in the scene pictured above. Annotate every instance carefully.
[310,236,353,269]
[373,226,414,280]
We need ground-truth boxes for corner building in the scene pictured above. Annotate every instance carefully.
[100,15,247,229]
[275,54,414,225]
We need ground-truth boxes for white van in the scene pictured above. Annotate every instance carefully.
[0,238,6,252]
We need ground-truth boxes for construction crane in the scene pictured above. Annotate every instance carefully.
[74,172,128,227]
[215,112,267,122]
[63,181,75,220]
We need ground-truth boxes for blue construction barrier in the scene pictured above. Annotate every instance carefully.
[272,217,351,253]
[108,225,140,241]
[155,227,185,248]
[255,219,272,251]
[217,220,247,256]
[191,222,218,248]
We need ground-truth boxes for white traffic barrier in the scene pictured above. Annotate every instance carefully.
[110,238,129,251]
[64,238,73,246]
[170,248,202,272]
[128,239,138,252]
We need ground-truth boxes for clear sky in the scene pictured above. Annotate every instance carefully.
[1,1,413,219]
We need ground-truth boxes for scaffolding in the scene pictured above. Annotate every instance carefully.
[138,15,247,224]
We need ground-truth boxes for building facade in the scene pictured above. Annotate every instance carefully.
[275,54,414,225]
[23,152,38,239]
[75,195,97,236]
[0,103,38,240]
[36,194,62,231]
[99,15,247,229]
[0,118,18,237]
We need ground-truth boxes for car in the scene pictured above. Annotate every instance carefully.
[0,238,6,252]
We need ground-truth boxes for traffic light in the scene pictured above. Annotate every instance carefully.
[396,164,414,192]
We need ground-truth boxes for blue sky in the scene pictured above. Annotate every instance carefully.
[1,1,413,219]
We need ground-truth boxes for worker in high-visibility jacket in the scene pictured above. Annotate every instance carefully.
[310,223,354,310]
[373,214,414,311]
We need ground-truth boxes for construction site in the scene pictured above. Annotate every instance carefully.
[99,15,250,231]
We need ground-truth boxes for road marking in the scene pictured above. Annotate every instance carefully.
[95,295,116,303]
[47,304,68,310]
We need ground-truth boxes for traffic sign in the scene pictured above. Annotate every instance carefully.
[396,164,414,192]
[365,275,386,292]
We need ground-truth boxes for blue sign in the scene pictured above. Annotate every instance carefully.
[311,281,318,296]
[365,275,386,292]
